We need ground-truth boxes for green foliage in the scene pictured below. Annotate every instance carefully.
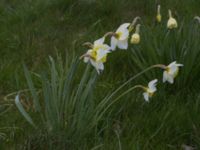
[128,19,200,88]
[1,0,200,149]
[15,56,103,148]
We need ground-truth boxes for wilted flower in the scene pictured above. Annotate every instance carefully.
[142,79,158,102]
[156,5,162,23]
[167,10,178,29]
[163,61,183,84]
[131,24,141,44]
[82,37,111,74]
[111,23,130,50]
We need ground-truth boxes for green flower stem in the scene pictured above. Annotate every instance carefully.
[129,16,140,32]
[157,5,161,14]
[168,9,172,18]
[135,24,141,34]
[101,85,144,115]
[94,64,165,124]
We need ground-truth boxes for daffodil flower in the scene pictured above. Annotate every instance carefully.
[82,37,111,74]
[167,10,178,29]
[163,61,183,84]
[143,79,158,102]
[111,23,130,50]
[194,16,200,24]
[156,5,161,23]
[130,24,141,44]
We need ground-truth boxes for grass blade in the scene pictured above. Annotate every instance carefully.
[23,64,41,112]
[15,94,36,128]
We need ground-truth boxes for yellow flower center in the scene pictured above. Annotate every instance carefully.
[144,87,154,97]
[148,92,154,97]
[166,67,179,78]
[166,67,170,73]
[89,45,107,63]
[116,32,122,39]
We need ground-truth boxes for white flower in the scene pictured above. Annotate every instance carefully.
[163,61,183,84]
[143,79,158,102]
[111,23,130,50]
[83,37,111,74]
[167,10,178,29]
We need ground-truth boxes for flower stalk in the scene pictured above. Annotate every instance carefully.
[129,16,140,32]
[94,64,167,124]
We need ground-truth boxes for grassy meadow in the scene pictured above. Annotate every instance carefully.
[1,0,200,149]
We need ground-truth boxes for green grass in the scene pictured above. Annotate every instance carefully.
[1,0,200,149]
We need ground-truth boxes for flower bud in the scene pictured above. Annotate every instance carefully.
[156,14,162,23]
[130,24,140,44]
[167,10,178,29]
[156,5,161,23]
[131,33,140,44]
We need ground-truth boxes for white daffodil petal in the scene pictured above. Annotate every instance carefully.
[96,49,108,61]
[116,23,130,41]
[90,60,103,74]
[84,57,89,63]
[163,71,168,83]
[168,61,176,67]
[169,64,178,74]
[143,92,149,102]
[90,59,97,68]
[176,64,184,67]
[167,61,183,75]
[116,23,130,32]
[94,37,105,46]
[97,62,104,71]
[118,29,129,41]
[102,44,111,52]
[164,73,174,84]
[111,36,118,50]
[83,49,92,63]
[117,39,128,50]
[167,75,174,84]
[148,79,158,92]
[163,71,174,84]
